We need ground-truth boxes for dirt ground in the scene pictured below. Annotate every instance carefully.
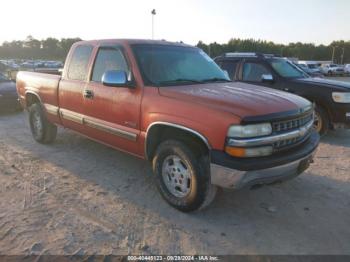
[0,111,349,256]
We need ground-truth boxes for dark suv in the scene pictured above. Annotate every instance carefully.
[215,53,350,135]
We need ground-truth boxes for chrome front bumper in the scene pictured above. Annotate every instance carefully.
[210,151,316,189]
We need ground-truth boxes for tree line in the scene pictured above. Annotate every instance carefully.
[0,36,82,61]
[197,39,350,63]
[0,36,349,63]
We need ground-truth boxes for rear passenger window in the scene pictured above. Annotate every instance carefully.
[243,62,271,82]
[220,61,238,80]
[67,45,93,81]
[91,48,129,82]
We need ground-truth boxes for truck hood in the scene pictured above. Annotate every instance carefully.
[291,77,350,91]
[158,82,311,119]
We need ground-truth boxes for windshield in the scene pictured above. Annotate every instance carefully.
[269,59,307,78]
[132,44,230,86]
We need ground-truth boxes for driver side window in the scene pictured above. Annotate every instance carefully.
[242,62,271,82]
[91,47,130,83]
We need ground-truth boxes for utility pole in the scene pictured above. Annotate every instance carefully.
[341,47,345,65]
[331,46,337,63]
[151,9,156,39]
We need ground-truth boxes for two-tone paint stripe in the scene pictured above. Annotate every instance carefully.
[43,103,137,141]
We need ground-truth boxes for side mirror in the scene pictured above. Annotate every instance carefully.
[261,74,274,83]
[102,70,128,87]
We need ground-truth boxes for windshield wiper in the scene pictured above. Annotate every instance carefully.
[201,77,231,83]
[158,78,203,86]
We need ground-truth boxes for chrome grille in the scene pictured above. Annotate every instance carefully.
[272,111,313,133]
[273,129,312,150]
[272,111,314,151]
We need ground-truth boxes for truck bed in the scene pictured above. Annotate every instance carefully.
[16,71,61,110]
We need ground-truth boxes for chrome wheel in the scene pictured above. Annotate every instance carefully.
[314,110,322,133]
[161,155,192,198]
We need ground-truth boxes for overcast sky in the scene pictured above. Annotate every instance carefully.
[1,0,349,45]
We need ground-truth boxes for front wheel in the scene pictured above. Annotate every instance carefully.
[314,105,329,136]
[28,103,57,144]
[152,140,217,212]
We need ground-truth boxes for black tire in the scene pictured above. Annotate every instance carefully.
[314,105,329,136]
[328,70,332,76]
[152,140,217,212]
[28,103,57,144]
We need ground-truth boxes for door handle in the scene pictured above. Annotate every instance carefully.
[83,90,94,99]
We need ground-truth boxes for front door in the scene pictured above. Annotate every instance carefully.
[240,60,275,87]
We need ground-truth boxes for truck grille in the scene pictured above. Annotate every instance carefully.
[272,111,313,133]
[273,129,312,150]
[272,111,314,151]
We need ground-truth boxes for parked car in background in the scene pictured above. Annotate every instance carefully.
[344,64,350,75]
[295,63,324,78]
[320,64,345,76]
[215,52,350,135]
[16,39,319,212]
[0,60,20,70]
[0,72,22,112]
[43,61,64,68]
[298,61,322,74]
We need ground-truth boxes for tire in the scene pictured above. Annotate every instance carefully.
[314,105,329,136]
[152,140,217,212]
[328,70,332,76]
[28,103,57,144]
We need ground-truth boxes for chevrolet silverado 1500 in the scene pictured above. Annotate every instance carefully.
[17,39,319,212]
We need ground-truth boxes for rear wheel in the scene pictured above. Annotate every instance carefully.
[29,103,57,144]
[314,105,329,136]
[152,140,217,212]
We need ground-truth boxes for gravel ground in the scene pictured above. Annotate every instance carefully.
[0,111,349,256]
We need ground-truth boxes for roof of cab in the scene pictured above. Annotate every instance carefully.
[74,39,194,48]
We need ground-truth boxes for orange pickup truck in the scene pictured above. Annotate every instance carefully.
[17,39,319,211]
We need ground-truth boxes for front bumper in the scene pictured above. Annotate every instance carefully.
[210,130,319,189]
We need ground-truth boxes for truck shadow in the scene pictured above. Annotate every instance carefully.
[321,129,350,147]
[2,113,350,254]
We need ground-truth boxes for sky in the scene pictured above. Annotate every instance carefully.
[1,0,349,45]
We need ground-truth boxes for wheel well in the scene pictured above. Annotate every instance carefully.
[25,93,41,108]
[145,125,210,161]
[305,97,332,124]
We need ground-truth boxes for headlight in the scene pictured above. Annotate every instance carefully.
[227,123,272,138]
[332,92,350,103]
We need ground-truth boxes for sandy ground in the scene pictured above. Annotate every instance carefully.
[0,111,349,256]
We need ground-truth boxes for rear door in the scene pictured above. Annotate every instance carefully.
[83,45,142,155]
[59,44,93,133]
